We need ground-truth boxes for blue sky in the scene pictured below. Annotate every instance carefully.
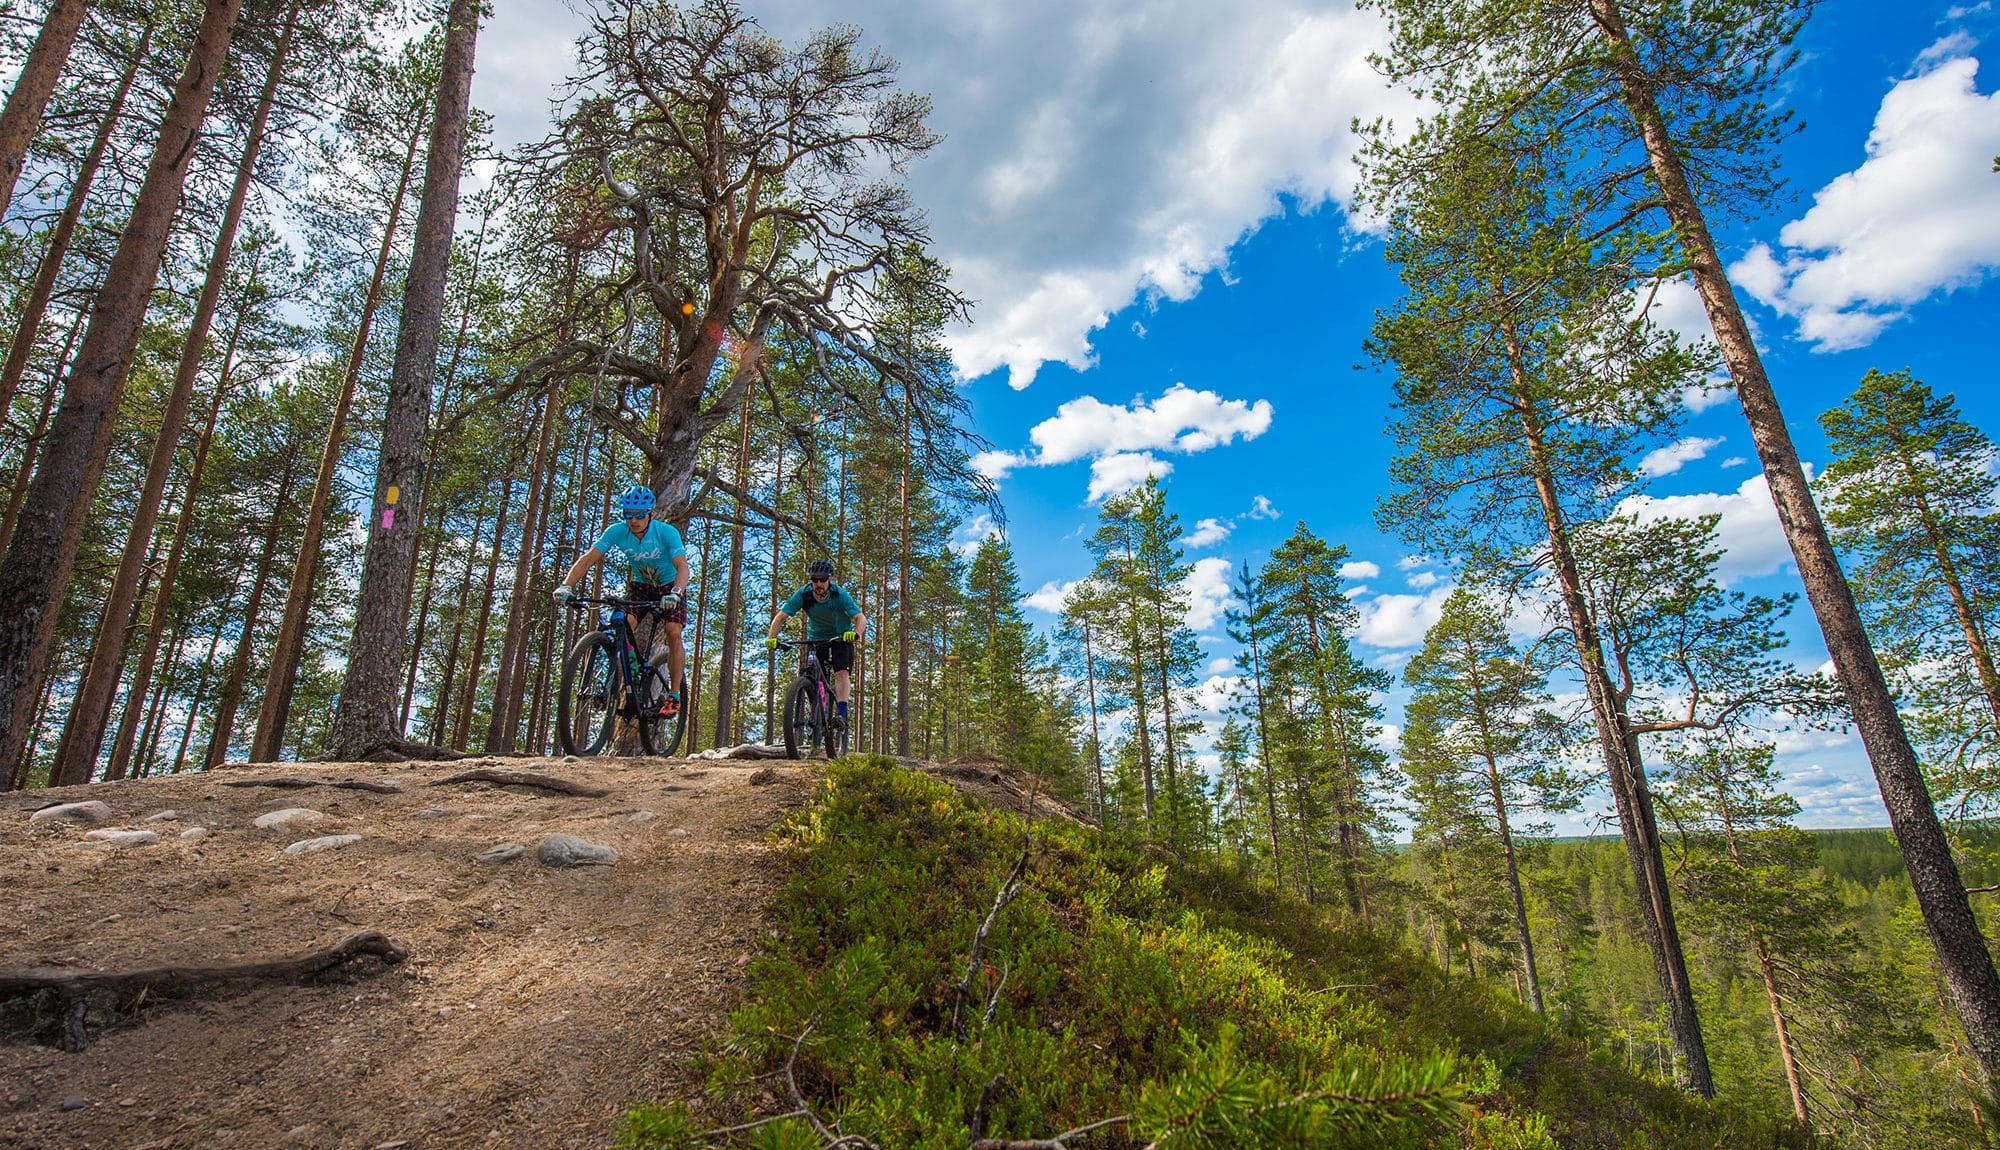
[476,1,2000,830]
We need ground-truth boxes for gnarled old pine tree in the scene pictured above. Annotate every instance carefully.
[515,0,951,525]
[1366,0,2000,1091]
[325,0,480,761]
[0,0,246,790]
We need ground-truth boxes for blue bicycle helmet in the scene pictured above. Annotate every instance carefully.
[615,484,656,515]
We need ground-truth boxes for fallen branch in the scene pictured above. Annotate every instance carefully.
[951,841,1031,1039]
[0,930,409,1052]
[690,742,793,760]
[430,769,609,797]
[220,776,404,795]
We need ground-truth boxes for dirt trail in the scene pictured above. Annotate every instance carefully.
[0,755,817,1150]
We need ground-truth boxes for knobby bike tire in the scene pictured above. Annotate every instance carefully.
[557,632,617,756]
[783,679,815,760]
[639,669,689,757]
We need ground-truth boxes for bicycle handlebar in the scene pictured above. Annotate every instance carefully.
[562,594,670,613]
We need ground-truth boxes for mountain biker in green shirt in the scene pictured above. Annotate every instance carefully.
[763,558,866,725]
[553,483,690,717]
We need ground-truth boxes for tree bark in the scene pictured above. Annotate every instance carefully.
[1515,355,1712,1094]
[203,454,301,769]
[0,309,83,567]
[55,14,298,785]
[103,300,252,783]
[711,395,753,746]
[484,377,559,751]
[1589,0,2000,1090]
[0,15,152,429]
[453,473,514,750]
[0,0,90,224]
[327,0,480,759]
[250,99,427,762]
[0,0,245,789]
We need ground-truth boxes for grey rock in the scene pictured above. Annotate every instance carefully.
[475,843,526,864]
[284,834,363,855]
[537,833,617,867]
[627,809,657,824]
[81,829,159,847]
[145,809,181,822]
[59,1096,87,1112]
[180,826,211,842]
[29,801,112,826]
[666,827,691,839]
[416,807,454,819]
[253,807,325,831]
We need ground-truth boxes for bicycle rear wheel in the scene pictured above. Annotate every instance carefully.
[782,679,815,760]
[639,670,689,756]
[557,633,616,756]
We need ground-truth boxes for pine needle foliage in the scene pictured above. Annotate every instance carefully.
[623,758,1805,1149]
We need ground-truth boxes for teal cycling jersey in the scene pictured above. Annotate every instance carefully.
[781,582,862,641]
[592,519,685,588]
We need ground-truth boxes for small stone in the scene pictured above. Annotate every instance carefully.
[285,1124,313,1142]
[584,935,606,944]
[117,1098,135,1108]
[474,917,496,929]
[59,1097,86,1112]
[416,808,453,819]
[82,829,159,847]
[536,833,617,867]
[666,827,691,839]
[145,810,180,822]
[253,808,325,831]
[474,843,525,864]
[29,801,112,826]
[180,826,210,842]
[627,809,657,823]
[372,1142,411,1150]
[284,834,363,855]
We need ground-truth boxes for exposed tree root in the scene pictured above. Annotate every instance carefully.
[0,930,409,1052]
[430,769,609,797]
[312,737,467,764]
[219,776,403,794]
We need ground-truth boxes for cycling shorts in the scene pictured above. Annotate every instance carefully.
[809,639,854,672]
[626,583,688,626]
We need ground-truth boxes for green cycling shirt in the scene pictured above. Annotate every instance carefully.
[781,582,862,641]
[592,519,685,588]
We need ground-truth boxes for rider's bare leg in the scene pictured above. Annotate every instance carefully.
[834,669,850,704]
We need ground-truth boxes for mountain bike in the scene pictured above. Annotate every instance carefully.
[774,638,848,760]
[557,595,688,757]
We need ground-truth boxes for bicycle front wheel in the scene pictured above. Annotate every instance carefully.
[782,679,814,760]
[639,670,689,757]
[557,632,616,756]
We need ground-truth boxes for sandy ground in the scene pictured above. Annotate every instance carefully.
[0,755,818,1150]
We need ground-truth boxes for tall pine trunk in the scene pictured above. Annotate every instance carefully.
[204,454,301,769]
[0,310,83,564]
[55,14,297,785]
[0,0,89,222]
[104,303,252,782]
[251,103,427,762]
[327,0,480,759]
[485,377,559,751]
[0,0,245,789]
[0,15,152,427]
[453,472,514,750]
[711,397,753,746]
[1587,0,2000,1088]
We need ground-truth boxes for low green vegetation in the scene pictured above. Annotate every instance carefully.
[624,757,1803,1148]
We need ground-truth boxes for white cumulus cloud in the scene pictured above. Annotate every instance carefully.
[1247,495,1280,519]
[1182,517,1233,548]
[1022,579,1083,614]
[1616,473,1794,585]
[1087,452,1173,502]
[1186,556,1239,632]
[1356,586,1453,649]
[1638,435,1727,478]
[1731,47,2000,350]
[1339,560,1381,581]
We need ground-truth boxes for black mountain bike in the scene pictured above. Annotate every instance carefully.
[558,595,687,757]
[775,638,848,760]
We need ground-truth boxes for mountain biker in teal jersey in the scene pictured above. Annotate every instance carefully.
[553,483,691,717]
[764,558,867,725]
